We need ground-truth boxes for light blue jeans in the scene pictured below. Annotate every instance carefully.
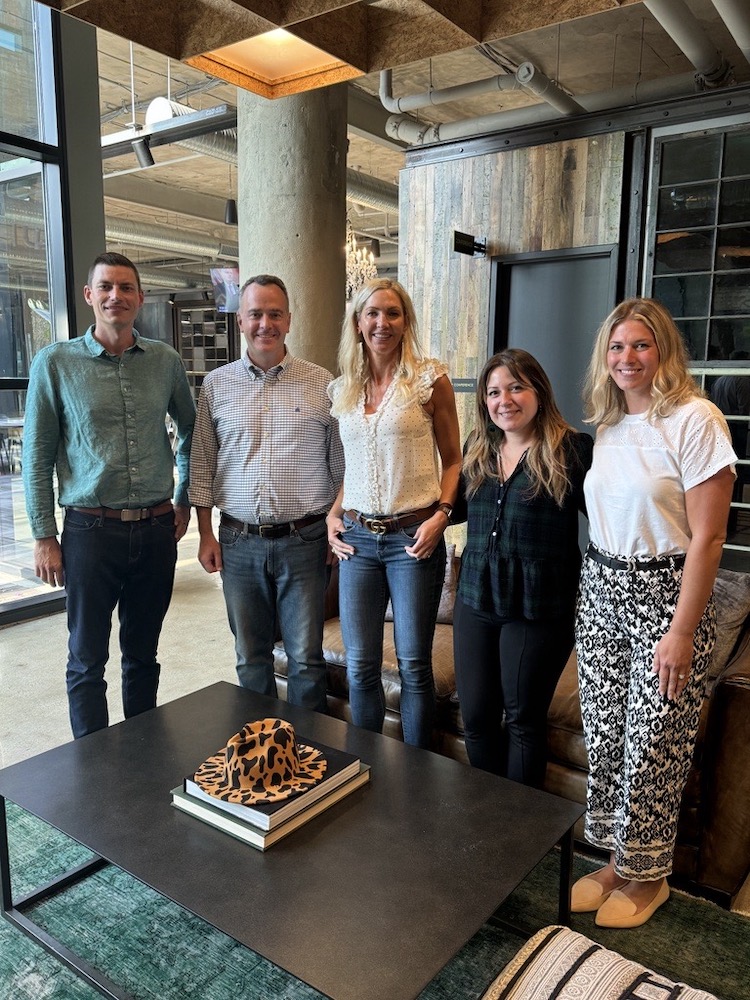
[219,518,328,712]
[339,515,445,747]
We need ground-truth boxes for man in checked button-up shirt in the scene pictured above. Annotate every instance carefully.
[189,274,344,712]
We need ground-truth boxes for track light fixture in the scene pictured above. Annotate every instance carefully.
[224,164,238,225]
[132,137,155,169]
[224,198,238,225]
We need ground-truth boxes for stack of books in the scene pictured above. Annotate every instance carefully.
[171,740,369,851]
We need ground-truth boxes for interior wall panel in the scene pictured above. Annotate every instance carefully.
[399,132,626,443]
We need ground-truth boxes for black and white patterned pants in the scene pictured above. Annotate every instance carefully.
[575,554,715,880]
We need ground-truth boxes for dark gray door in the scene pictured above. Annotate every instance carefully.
[492,245,619,430]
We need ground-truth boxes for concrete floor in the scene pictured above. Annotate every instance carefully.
[0,525,237,768]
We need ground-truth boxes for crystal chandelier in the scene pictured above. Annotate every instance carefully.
[345,220,378,299]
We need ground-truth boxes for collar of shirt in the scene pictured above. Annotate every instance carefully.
[242,349,291,380]
[83,326,146,357]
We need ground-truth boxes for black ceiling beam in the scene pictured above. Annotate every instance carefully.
[100,104,237,160]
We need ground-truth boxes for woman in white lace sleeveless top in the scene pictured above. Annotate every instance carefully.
[326,279,461,748]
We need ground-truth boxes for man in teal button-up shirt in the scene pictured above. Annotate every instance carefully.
[23,252,196,737]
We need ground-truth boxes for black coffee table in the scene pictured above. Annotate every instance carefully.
[0,682,583,1000]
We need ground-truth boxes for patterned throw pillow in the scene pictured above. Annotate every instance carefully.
[483,925,718,1000]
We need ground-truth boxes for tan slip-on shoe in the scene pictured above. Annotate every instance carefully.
[595,879,670,928]
[571,872,628,913]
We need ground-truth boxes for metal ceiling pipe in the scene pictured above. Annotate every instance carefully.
[514,63,585,114]
[379,62,583,117]
[386,71,701,145]
[136,268,197,289]
[346,169,399,214]
[107,217,239,261]
[643,0,733,85]
[709,0,750,65]
[379,67,522,113]
[145,97,238,163]
[144,97,400,216]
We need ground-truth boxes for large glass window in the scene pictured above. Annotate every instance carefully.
[646,117,750,555]
[1,0,62,616]
[0,0,46,141]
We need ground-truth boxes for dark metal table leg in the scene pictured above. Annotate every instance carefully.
[0,796,136,1000]
[557,826,574,925]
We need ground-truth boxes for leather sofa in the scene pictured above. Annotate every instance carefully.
[273,549,750,907]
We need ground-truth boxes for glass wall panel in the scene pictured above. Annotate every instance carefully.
[0,2,62,617]
[657,182,717,230]
[710,317,750,358]
[0,0,42,141]
[0,153,51,380]
[660,134,720,184]
[652,273,711,319]
[713,273,750,317]
[724,133,750,177]
[719,179,750,225]
[716,225,750,270]
[654,231,713,274]
[674,318,709,360]
[647,118,750,558]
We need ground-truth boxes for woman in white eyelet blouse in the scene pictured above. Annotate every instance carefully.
[326,278,461,748]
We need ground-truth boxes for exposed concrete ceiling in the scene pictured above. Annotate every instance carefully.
[29,1,750,290]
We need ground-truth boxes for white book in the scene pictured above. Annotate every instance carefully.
[183,738,361,831]
[171,764,370,851]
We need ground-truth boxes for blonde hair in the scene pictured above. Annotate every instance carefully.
[332,278,425,415]
[584,297,701,425]
[463,349,580,508]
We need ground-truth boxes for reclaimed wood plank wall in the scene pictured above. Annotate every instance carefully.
[399,132,626,443]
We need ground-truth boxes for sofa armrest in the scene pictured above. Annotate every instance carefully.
[698,633,750,898]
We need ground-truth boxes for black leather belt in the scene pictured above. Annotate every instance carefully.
[586,544,686,572]
[345,504,439,535]
[70,501,173,521]
[220,512,325,538]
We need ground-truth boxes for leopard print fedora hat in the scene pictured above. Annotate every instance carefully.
[194,717,327,804]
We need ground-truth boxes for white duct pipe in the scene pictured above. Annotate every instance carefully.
[515,62,585,115]
[107,217,239,261]
[379,62,584,117]
[379,67,523,113]
[145,97,238,163]
[387,71,701,145]
[710,0,750,65]
[144,98,400,215]
[643,0,733,84]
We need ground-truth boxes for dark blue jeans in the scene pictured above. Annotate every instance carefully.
[219,517,329,713]
[61,508,177,738]
[339,516,445,748]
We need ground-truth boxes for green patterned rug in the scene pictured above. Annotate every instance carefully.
[2,803,748,999]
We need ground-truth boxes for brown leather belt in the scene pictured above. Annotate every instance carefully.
[69,500,173,521]
[220,512,325,539]
[345,503,439,535]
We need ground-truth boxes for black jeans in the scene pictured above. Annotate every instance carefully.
[453,594,574,787]
[61,508,177,738]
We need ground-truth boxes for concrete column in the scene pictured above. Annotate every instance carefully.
[52,11,106,337]
[237,84,347,375]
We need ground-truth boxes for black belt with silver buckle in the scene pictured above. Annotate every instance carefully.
[586,544,686,572]
[69,501,173,522]
[220,512,325,538]
[345,504,439,535]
